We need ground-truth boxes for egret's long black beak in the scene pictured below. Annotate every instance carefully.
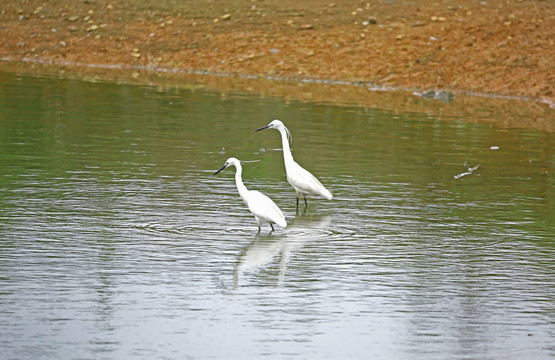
[255,124,271,132]
[213,164,227,176]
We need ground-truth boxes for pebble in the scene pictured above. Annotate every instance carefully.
[411,21,427,27]
[67,15,79,22]
[431,16,446,22]
[221,14,231,20]
[86,25,98,32]
[299,24,314,30]
[238,54,254,62]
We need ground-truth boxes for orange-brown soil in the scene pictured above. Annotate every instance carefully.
[1,0,554,108]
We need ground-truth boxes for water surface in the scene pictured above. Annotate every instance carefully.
[0,72,554,359]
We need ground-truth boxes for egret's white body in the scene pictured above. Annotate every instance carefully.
[214,157,287,230]
[255,119,333,207]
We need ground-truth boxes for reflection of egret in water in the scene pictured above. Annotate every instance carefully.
[288,213,332,232]
[233,214,332,288]
[233,232,287,288]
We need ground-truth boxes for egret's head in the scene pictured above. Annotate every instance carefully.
[255,119,283,132]
[213,157,240,175]
[255,119,292,143]
[268,119,285,130]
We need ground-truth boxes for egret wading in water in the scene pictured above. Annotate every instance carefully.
[255,119,333,208]
[213,157,287,231]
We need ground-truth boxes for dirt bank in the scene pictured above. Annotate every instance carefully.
[1,0,554,107]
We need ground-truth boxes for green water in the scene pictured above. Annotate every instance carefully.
[0,71,554,359]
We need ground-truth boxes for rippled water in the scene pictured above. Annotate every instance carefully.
[0,71,554,359]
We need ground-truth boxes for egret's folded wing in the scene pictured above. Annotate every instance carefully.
[288,163,333,200]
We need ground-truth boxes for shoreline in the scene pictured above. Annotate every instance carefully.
[2,56,554,133]
[3,55,553,108]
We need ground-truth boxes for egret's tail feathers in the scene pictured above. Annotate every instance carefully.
[322,188,333,200]
[276,217,287,228]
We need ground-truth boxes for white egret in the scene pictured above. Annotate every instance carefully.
[213,157,287,231]
[255,119,333,207]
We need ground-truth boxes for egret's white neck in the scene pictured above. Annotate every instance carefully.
[278,127,295,169]
[233,163,249,203]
